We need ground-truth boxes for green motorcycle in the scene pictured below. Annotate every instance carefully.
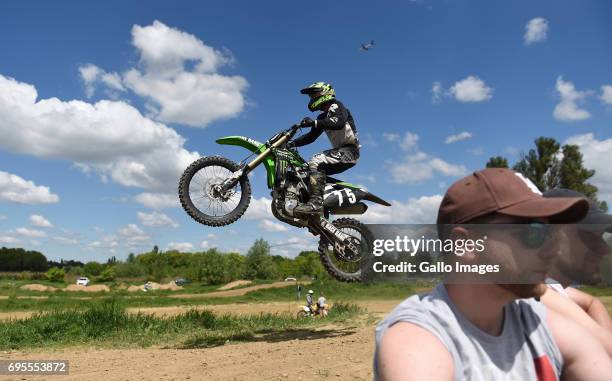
[178,123,391,282]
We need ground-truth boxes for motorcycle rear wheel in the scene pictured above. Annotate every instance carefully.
[178,156,251,227]
[297,310,309,318]
[318,218,374,283]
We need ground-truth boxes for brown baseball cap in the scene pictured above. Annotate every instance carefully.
[437,168,589,224]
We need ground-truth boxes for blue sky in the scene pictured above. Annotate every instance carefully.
[0,0,611,261]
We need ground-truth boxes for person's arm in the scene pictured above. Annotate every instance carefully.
[546,308,612,380]
[377,322,454,381]
[541,288,612,356]
[565,287,612,331]
[315,102,348,130]
[291,126,323,147]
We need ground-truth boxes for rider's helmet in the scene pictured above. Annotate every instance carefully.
[308,289,314,294]
[300,82,335,112]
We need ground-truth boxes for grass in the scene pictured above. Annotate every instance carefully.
[0,299,364,350]
[0,279,423,312]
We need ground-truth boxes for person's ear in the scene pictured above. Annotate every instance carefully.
[449,226,478,263]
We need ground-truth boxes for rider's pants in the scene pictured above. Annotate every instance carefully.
[308,146,359,175]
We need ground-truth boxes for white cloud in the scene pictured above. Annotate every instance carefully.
[564,133,612,204]
[88,235,119,249]
[114,20,248,128]
[200,240,210,249]
[134,192,179,209]
[15,227,46,238]
[553,76,591,122]
[118,224,151,247]
[384,132,419,151]
[0,235,20,244]
[137,211,179,228]
[449,76,493,102]
[431,81,443,104]
[243,196,273,219]
[29,214,53,228]
[600,85,612,105]
[78,64,125,98]
[444,131,472,144]
[0,171,59,204]
[53,236,79,245]
[524,18,549,45]
[259,219,289,232]
[0,214,6,220]
[387,132,468,183]
[0,74,200,193]
[362,195,443,224]
[271,236,317,257]
[383,133,400,142]
[167,242,194,252]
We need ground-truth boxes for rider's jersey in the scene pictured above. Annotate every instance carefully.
[306,294,313,306]
[293,100,359,150]
[318,296,326,307]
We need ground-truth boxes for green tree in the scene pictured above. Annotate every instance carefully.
[513,137,561,191]
[245,239,278,280]
[559,145,608,212]
[44,267,65,282]
[486,156,509,168]
[224,252,246,281]
[511,137,607,211]
[83,261,105,277]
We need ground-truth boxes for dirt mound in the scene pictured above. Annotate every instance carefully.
[126,281,183,292]
[64,284,110,292]
[20,284,56,292]
[218,280,252,290]
[171,281,306,299]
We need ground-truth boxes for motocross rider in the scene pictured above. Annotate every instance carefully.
[306,289,315,314]
[288,82,360,215]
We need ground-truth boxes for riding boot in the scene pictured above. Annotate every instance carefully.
[294,171,325,215]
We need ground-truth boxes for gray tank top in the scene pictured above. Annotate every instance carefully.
[374,284,563,381]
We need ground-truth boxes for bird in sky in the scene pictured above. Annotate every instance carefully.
[359,40,375,51]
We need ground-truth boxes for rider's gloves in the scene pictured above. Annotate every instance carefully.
[286,141,296,150]
[300,117,315,127]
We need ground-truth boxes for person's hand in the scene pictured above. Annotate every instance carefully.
[300,117,315,127]
[287,141,296,150]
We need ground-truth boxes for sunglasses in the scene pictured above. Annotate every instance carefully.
[517,222,553,249]
[475,221,553,249]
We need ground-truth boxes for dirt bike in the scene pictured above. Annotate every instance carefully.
[178,123,391,282]
[297,304,326,318]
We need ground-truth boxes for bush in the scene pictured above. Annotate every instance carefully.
[44,267,65,282]
[96,267,116,282]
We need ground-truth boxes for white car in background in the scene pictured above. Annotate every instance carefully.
[76,277,90,286]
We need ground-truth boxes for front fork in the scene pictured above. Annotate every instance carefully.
[220,134,291,192]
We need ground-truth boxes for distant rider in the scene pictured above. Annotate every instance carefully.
[288,82,360,215]
[317,292,328,317]
[306,289,315,315]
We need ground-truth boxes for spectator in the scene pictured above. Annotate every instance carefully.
[374,168,611,380]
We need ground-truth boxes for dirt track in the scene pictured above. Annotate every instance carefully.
[1,324,375,381]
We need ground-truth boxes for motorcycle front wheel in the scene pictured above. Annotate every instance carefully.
[297,310,308,319]
[178,156,251,227]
